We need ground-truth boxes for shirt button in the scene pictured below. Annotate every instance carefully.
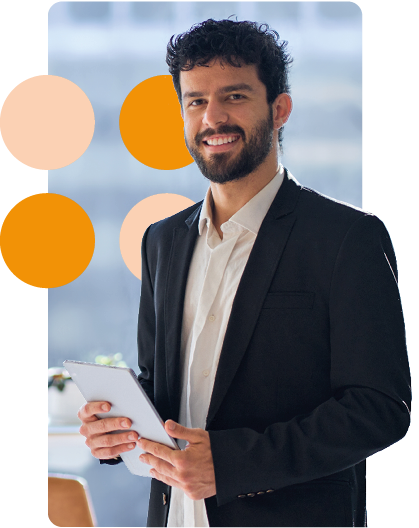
[208,315,216,322]
[202,370,210,377]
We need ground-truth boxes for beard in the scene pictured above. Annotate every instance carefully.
[185,108,274,184]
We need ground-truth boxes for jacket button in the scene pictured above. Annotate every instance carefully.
[237,494,246,498]
[162,493,167,505]
[257,491,265,495]
[247,492,256,497]
[266,489,274,493]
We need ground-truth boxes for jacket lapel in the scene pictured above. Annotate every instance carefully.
[164,205,201,420]
[206,172,301,426]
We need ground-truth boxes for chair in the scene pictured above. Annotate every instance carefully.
[48,473,97,527]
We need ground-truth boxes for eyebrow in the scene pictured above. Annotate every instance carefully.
[182,83,254,100]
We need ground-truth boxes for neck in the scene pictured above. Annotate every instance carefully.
[210,150,280,236]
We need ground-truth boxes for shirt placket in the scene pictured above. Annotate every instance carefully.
[186,228,240,429]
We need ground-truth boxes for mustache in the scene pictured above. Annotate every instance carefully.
[195,125,246,145]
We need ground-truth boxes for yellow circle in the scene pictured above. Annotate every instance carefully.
[0,194,95,288]
[119,75,193,170]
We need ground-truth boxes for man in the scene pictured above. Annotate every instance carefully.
[79,19,411,527]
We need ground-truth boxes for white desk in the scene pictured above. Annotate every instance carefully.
[48,422,95,473]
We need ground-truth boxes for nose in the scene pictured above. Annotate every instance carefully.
[203,99,228,128]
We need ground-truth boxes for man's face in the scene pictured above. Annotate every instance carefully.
[180,61,275,184]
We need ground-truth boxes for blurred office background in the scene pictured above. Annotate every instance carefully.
[48,2,361,526]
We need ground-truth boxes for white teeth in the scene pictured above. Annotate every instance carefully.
[206,136,238,146]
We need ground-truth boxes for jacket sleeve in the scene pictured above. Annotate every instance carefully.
[208,214,411,507]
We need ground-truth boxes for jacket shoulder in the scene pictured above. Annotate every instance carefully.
[298,184,367,222]
[295,182,389,236]
[279,170,369,229]
[293,181,397,273]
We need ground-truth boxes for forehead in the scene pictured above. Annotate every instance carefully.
[180,60,265,98]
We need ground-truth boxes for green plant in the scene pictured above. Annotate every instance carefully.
[94,352,127,367]
[48,367,71,392]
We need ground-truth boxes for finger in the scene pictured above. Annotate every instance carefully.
[149,468,181,489]
[140,453,178,480]
[80,416,132,438]
[137,438,175,465]
[164,420,203,443]
[86,430,139,450]
[91,440,138,460]
[78,401,111,422]
[139,452,176,476]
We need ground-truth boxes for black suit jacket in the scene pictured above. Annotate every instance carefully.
[136,171,411,527]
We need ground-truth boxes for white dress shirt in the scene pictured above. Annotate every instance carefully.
[167,166,284,527]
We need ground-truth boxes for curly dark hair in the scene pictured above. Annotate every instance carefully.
[166,18,293,148]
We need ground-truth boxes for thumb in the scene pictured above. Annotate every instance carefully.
[165,420,202,442]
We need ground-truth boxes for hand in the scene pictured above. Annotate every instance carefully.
[78,401,139,460]
[137,420,216,500]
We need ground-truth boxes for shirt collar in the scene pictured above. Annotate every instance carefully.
[198,188,214,236]
[198,165,284,236]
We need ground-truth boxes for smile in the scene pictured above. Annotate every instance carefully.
[203,135,240,146]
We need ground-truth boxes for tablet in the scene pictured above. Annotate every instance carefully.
[63,360,179,477]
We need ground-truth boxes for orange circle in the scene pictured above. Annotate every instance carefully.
[120,193,195,280]
[119,75,193,170]
[0,194,95,288]
[0,75,95,170]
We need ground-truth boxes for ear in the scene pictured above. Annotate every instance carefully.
[272,93,292,130]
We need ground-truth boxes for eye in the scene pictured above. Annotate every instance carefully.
[229,93,245,101]
[190,99,205,107]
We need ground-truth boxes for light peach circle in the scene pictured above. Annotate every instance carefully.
[0,75,95,170]
[120,194,195,280]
